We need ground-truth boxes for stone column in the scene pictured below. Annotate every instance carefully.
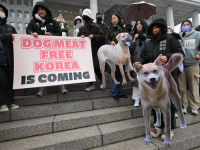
[192,10,199,29]
[33,0,43,7]
[90,0,98,21]
[166,5,175,30]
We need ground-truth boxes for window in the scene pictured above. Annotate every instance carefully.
[9,0,14,4]
[17,0,21,5]
[25,23,28,28]
[17,10,22,18]
[31,0,33,7]
[10,22,15,27]
[24,11,29,19]
[17,22,22,30]
[24,0,29,6]
[10,9,15,17]
[2,0,6,4]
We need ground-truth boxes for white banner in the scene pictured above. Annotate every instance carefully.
[13,34,96,89]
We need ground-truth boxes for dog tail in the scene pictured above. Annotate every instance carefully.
[163,53,183,72]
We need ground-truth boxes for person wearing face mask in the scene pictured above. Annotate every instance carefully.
[105,14,128,100]
[73,16,84,37]
[54,13,69,36]
[0,4,19,112]
[178,20,200,115]
[129,19,148,107]
[96,13,108,37]
[135,18,184,141]
[26,1,68,96]
[77,9,105,92]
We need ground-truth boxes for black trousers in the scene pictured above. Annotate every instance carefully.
[89,67,102,85]
[0,65,14,106]
[152,68,178,130]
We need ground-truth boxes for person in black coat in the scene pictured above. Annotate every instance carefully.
[0,4,19,112]
[26,1,66,96]
[135,18,184,140]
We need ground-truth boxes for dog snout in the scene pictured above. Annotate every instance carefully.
[125,36,130,42]
[150,78,156,82]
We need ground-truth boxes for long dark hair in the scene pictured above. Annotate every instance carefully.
[133,19,148,33]
[110,13,124,29]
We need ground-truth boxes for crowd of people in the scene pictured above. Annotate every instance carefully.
[0,0,200,142]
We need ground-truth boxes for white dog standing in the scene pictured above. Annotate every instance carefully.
[98,33,134,89]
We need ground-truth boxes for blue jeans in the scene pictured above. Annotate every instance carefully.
[111,72,123,96]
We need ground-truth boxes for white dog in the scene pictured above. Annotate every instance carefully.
[97,33,134,89]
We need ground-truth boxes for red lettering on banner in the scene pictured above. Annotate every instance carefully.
[21,38,87,49]
[54,40,65,48]
[40,50,73,60]
[33,61,81,72]
[43,39,52,48]
[34,62,45,72]
[21,38,32,49]
[33,39,42,48]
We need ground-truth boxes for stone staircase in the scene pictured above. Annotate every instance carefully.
[0,75,200,150]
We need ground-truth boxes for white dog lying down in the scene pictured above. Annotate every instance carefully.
[134,54,186,145]
[97,33,134,89]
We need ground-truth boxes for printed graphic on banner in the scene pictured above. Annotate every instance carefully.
[13,34,95,89]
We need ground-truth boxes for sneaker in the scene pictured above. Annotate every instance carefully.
[151,127,163,138]
[119,94,128,98]
[9,104,20,110]
[0,105,9,112]
[113,95,120,100]
[182,108,187,114]
[36,88,47,96]
[100,83,103,89]
[134,99,140,107]
[175,114,178,118]
[161,131,174,141]
[60,85,67,94]
[191,110,199,115]
[85,85,95,92]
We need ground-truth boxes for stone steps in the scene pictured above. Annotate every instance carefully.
[14,87,133,106]
[1,119,200,150]
[0,95,136,123]
[0,105,143,142]
[90,122,200,150]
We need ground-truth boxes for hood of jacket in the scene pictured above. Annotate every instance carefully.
[74,16,83,26]
[32,1,52,21]
[147,18,167,41]
[0,4,8,23]
[133,19,148,34]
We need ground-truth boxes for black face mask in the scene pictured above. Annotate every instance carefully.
[97,17,102,22]
[83,16,91,23]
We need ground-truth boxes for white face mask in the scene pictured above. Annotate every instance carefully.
[0,11,6,19]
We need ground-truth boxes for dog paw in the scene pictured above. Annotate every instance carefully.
[163,140,171,146]
[144,138,151,144]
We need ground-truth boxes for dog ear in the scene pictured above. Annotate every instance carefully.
[116,33,120,41]
[133,63,142,73]
[154,54,162,66]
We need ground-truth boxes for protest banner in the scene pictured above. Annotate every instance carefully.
[13,34,96,89]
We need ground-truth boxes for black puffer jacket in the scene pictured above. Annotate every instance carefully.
[139,18,184,64]
[26,1,61,36]
[0,4,17,66]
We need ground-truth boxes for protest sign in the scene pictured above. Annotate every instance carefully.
[13,34,96,89]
